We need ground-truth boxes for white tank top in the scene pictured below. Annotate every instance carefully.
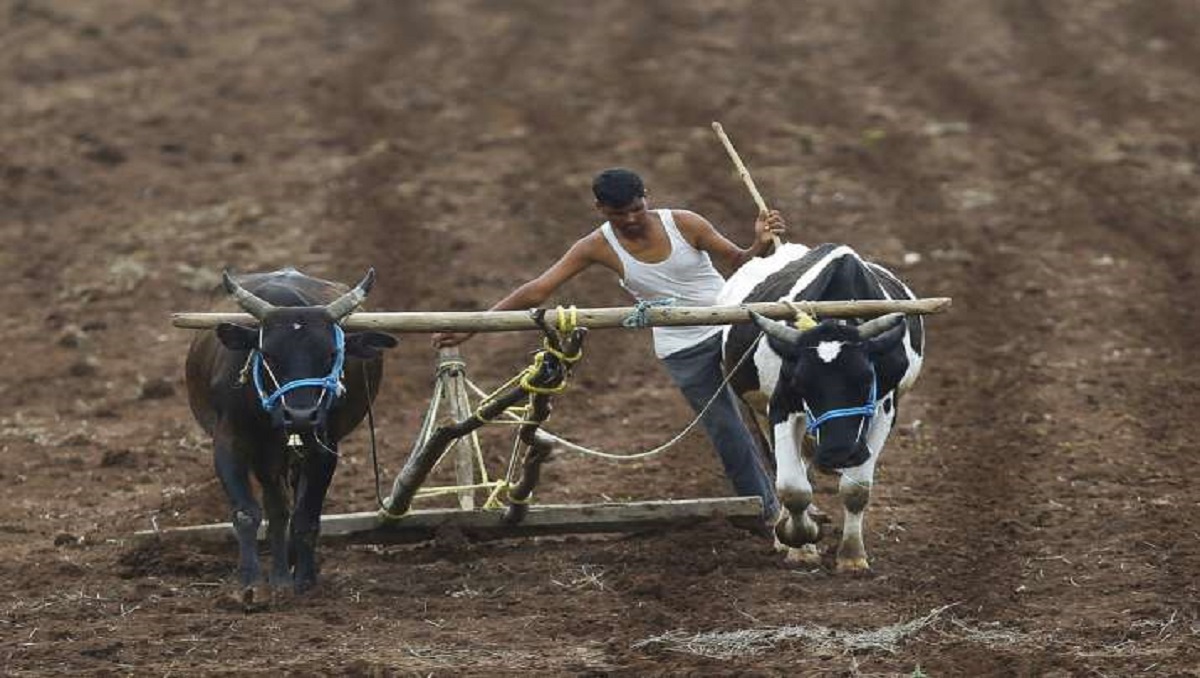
[600,209,726,358]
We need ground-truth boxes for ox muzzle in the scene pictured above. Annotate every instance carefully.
[805,364,876,471]
[251,324,346,433]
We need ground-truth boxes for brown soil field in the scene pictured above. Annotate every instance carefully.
[3,1,1199,675]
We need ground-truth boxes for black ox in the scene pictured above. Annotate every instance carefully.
[719,243,925,571]
[185,268,397,599]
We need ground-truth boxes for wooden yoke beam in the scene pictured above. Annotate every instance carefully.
[172,297,952,333]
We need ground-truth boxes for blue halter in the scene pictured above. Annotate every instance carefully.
[804,364,878,433]
[251,324,346,412]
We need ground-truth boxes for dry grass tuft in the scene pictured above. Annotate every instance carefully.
[633,604,956,659]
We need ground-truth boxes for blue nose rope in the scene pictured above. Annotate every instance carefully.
[804,364,878,433]
[251,324,346,411]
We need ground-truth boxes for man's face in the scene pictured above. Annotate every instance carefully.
[597,197,650,236]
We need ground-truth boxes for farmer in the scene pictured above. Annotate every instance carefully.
[434,168,785,528]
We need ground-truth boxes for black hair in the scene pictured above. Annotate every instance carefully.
[592,168,645,208]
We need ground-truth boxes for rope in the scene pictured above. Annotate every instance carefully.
[782,300,819,330]
[394,325,583,510]
[435,358,467,377]
[463,331,766,461]
[412,373,446,455]
[399,314,773,510]
[482,480,516,509]
[556,304,578,334]
[412,480,505,497]
[448,311,587,506]
[498,445,527,506]
[622,297,676,328]
[471,316,584,407]
[473,370,527,419]
[519,351,571,395]
[364,362,386,510]
[432,354,486,476]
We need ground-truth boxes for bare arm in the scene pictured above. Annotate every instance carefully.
[675,209,787,274]
[432,235,602,347]
[491,241,594,309]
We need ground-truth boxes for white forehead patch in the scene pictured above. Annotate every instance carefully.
[816,341,843,363]
[293,322,302,331]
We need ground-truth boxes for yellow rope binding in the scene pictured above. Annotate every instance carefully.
[482,480,514,509]
[518,305,584,394]
[519,352,568,395]
[402,308,586,512]
[556,304,578,334]
[783,300,818,330]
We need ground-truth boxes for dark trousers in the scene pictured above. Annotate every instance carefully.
[661,333,779,521]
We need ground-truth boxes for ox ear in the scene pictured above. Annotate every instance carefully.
[345,331,398,359]
[866,322,906,357]
[216,323,257,350]
[867,322,908,392]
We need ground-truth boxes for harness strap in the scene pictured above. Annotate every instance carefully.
[804,364,878,433]
[252,324,346,411]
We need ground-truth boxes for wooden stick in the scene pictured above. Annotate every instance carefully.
[132,497,765,545]
[712,121,782,249]
[172,297,952,332]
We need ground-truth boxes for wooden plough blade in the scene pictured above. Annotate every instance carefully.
[133,497,764,546]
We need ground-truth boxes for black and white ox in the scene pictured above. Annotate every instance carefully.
[185,268,397,599]
[720,243,925,572]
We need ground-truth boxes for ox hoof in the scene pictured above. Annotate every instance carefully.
[782,544,822,568]
[806,504,831,524]
[774,512,821,547]
[215,586,266,612]
[835,557,871,574]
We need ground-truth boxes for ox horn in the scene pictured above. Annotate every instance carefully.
[325,268,376,321]
[857,312,905,339]
[222,271,276,319]
[750,311,805,345]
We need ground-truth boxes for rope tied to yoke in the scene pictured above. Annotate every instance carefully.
[435,356,467,378]
[511,305,584,397]
[392,302,799,511]
[463,306,587,507]
[462,327,768,461]
[622,297,676,328]
[475,294,847,463]
[462,306,583,423]
[782,299,819,330]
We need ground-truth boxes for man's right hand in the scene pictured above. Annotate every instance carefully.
[432,331,475,349]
